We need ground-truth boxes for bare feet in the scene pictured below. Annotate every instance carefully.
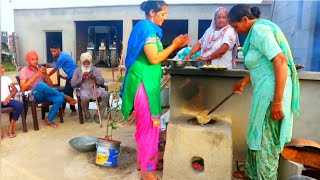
[7,132,17,138]
[65,96,77,105]
[1,131,7,139]
[44,119,58,128]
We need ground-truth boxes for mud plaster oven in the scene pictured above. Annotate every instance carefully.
[163,68,250,180]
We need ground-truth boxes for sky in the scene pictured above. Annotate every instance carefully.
[1,0,264,34]
[1,0,15,34]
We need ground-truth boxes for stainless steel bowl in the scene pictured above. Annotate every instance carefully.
[189,60,206,67]
[167,59,188,68]
[69,136,98,152]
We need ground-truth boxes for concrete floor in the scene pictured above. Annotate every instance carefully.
[0,113,140,180]
[0,67,162,180]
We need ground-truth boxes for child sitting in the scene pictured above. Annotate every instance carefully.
[1,64,24,138]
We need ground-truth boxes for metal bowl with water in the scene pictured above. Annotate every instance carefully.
[69,136,98,152]
[167,59,188,68]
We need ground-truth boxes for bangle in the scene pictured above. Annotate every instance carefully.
[273,102,282,105]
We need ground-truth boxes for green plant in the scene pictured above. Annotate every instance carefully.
[106,75,124,132]
[3,58,16,71]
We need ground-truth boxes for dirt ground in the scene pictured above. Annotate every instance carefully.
[0,68,163,180]
[1,115,139,180]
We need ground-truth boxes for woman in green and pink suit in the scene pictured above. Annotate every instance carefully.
[121,1,190,179]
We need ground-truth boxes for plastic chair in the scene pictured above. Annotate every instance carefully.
[16,65,64,131]
[1,84,27,132]
[1,106,27,133]
[75,83,109,124]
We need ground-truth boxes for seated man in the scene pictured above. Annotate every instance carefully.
[19,50,77,128]
[71,52,110,123]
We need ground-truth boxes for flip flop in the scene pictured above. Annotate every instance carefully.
[7,132,17,138]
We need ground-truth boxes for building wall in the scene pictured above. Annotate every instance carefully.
[272,0,317,71]
[14,4,271,65]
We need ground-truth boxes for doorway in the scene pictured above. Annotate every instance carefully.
[75,20,123,67]
[46,32,62,63]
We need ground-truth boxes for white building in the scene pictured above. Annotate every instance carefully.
[13,1,270,66]
[12,1,319,70]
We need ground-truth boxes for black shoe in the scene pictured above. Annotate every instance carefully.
[85,113,92,122]
[94,114,100,124]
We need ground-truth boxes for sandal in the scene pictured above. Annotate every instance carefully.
[156,159,163,171]
[233,160,248,180]
[44,120,58,128]
[68,111,78,117]
[7,132,17,138]
[233,171,248,180]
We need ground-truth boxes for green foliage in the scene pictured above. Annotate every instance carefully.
[107,95,122,130]
[117,75,124,83]
[107,76,124,131]
[2,58,16,71]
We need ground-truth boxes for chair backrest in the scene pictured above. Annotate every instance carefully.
[41,63,61,87]
[15,75,21,87]
[46,67,60,86]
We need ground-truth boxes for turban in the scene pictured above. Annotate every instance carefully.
[25,50,38,64]
[80,52,93,73]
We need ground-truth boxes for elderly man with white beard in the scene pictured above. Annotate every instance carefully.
[71,52,110,123]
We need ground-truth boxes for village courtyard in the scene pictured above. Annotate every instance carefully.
[0,67,164,180]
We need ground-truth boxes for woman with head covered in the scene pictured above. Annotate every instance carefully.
[184,7,238,69]
[228,4,300,179]
[19,51,77,128]
[121,0,190,179]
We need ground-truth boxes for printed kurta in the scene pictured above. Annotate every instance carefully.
[243,19,299,151]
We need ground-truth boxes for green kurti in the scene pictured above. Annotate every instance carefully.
[121,34,163,120]
[243,19,300,151]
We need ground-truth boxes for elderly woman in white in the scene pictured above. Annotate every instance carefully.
[71,52,110,122]
[185,7,238,69]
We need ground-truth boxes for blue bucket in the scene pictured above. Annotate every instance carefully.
[95,138,121,167]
